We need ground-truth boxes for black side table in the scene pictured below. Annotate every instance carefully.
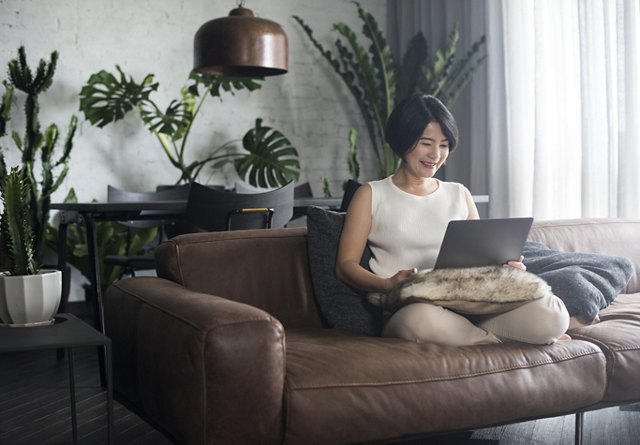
[0,313,114,444]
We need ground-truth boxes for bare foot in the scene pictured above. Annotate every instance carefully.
[558,333,572,341]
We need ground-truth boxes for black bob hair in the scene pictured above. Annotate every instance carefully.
[384,94,459,158]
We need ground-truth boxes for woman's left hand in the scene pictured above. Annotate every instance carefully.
[505,255,526,271]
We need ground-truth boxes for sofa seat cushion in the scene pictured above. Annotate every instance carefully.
[283,328,606,445]
[569,293,640,404]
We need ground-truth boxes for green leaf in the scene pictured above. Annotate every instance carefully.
[347,128,359,181]
[293,6,485,180]
[397,33,427,103]
[235,118,300,188]
[357,2,396,118]
[321,176,332,198]
[139,98,188,136]
[0,167,39,275]
[79,65,158,128]
[188,71,263,98]
[0,82,14,137]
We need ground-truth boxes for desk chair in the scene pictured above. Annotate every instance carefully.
[339,179,362,212]
[104,184,190,278]
[185,181,295,232]
[291,182,313,221]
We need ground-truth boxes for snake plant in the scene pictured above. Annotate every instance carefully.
[79,67,300,187]
[0,168,39,276]
[293,2,486,180]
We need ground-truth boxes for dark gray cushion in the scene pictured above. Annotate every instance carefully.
[523,240,634,322]
[306,207,383,336]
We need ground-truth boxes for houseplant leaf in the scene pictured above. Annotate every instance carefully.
[139,98,189,136]
[397,33,428,103]
[79,65,293,185]
[188,71,263,98]
[294,4,486,182]
[79,65,158,128]
[235,119,300,188]
[0,167,39,276]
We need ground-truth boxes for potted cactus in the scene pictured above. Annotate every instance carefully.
[0,46,77,267]
[0,167,61,326]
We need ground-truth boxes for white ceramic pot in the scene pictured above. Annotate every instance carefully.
[0,269,62,326]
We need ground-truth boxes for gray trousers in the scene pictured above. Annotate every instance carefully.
[382,294,570,346]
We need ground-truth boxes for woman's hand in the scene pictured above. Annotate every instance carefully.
[384,268,418,292]
[505,255,526,271]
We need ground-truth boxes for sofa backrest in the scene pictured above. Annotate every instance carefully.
[154,219,640,328]
[155,227,324,328]
[529,218,640,293]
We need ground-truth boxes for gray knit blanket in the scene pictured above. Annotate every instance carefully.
[523,241,634,322]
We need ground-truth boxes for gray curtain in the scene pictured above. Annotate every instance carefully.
[387,0,489,214]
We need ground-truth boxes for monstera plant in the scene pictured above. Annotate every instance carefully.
[79,67,299,187]
[293,2,486,180]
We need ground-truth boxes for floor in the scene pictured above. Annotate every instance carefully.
[0,347,172,445]
[1,314,639,444]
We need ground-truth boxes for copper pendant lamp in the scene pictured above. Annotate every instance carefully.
[194,2,288,77]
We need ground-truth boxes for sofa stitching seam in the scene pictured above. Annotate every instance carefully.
[113,282,274,331]
[570,333,640,352]
[287,350,603,390]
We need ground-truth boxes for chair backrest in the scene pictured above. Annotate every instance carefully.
[294,182,313,198]
[291,182,313,221]
[107,185,191,229]
[185,181,295,232]
[339,179,362,212]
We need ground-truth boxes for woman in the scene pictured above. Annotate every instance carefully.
[336,94,570,346]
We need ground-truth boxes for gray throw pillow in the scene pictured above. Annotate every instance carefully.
[306,207,383,336]
[523,240,634,322]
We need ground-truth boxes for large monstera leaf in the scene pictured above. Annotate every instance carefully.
[235,119,300,188]
[79,65,157,128]
[138,87,195,139]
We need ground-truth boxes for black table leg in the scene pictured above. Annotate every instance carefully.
[83,214,105,334]
[67,348,78,445]
[83,214,108,387]
[106,343,114,444]
[56,215,74,361]
[57,219,71,314]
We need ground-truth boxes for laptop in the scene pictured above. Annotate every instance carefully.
[433,217,534,269]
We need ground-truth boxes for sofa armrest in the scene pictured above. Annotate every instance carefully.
[104,276,285,445]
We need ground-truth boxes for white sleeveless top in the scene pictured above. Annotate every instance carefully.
[368,176,469,277]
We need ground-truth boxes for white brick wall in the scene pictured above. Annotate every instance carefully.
[0,0,386,200]
[0,0,386,301]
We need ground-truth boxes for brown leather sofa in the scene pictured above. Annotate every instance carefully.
[104,218,640,445]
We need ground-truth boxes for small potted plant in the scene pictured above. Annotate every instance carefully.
[0,167,61,326]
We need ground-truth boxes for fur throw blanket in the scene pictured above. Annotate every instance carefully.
[368,266,554,315]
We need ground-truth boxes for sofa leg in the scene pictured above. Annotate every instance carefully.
[574,411,583,445]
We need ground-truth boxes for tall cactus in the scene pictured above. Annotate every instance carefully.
[0,46,77,263]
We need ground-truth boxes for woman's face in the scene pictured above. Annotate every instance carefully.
[402,122,450,178]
